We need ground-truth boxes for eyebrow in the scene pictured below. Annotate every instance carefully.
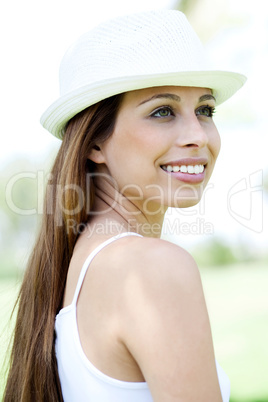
[138,93,181,106]
[138,92,216,106]
[199,94,216,103]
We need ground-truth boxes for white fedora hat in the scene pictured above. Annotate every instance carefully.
[41,10,246,139]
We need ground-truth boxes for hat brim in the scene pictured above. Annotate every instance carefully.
[41,70,246,139]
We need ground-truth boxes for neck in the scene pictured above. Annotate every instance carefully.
[92,174,166,238]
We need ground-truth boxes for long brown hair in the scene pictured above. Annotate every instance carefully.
[3,93,124,401]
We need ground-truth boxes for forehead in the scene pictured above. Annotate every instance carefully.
[121,86,213,106]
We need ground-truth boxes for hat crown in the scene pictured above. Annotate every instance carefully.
[41,9,246,138]
[60,10,207,96]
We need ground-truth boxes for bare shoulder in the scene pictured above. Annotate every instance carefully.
[116,236,222,401]
[117,236,201,288]
[111,235,203,315]
[118,235,203,321]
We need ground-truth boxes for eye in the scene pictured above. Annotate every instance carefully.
[150,106,174,118]
[196,105,216,118]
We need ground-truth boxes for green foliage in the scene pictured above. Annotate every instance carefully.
[0,278,20,400]
[1,159,38,225]
[0,155,56,279]
[176,0,199,14]
[0,251,24,280]
[200,262,268,401]
[192,238,238,267]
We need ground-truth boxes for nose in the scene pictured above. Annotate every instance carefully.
[175,115,209,148]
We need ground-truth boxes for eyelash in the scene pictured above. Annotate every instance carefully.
[150,106,174,118]
[196,105,216,118]
[150,105,216,119]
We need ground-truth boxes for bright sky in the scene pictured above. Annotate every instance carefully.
[1,0,267,253]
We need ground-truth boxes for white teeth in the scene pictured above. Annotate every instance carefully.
[194,165,200,174]
[187,165,194,174]
[162,164,205,174]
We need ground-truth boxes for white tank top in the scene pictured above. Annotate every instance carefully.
[55,232,230,401]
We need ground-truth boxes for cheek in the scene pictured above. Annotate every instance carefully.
[215,133,221,158]
[100,134,146,188]
[107,124,165,167]
[209,126,221,159]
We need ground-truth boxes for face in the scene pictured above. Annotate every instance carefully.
[94,86,221,213]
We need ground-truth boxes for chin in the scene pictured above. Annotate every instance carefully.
[172,198,201,208]
[170,187,204,208]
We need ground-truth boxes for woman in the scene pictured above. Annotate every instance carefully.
[4,10,246,402]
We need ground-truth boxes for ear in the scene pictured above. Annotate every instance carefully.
[88,145,106,164]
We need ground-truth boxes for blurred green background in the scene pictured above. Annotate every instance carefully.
[1,0,267,401]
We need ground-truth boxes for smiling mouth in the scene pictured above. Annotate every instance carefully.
[161,164,205,174]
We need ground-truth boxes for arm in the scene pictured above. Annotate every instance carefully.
[119,239,222,402]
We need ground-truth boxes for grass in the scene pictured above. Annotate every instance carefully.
[0,277,20,400]
[0,262,267,401]
[200,262,268,402]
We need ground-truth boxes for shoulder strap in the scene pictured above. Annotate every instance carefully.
[72,232,142,306]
